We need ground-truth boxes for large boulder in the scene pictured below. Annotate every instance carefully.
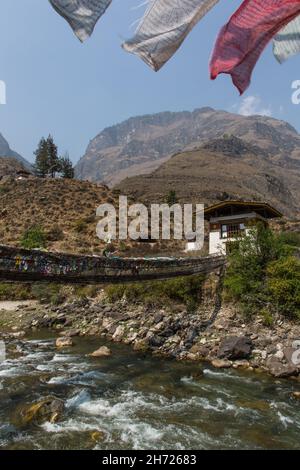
[20,396,64,425]
[266,356,298,378]
[217,335,253,360]
[283,347,300,370]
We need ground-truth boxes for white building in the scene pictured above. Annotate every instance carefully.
[204,201,282,256]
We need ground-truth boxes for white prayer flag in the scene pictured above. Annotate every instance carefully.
[123,0,219,71]
[49,0,112,42]
[273,15,300,63]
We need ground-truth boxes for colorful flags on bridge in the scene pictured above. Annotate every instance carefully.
[49,0,112,42]
[210,0,300,94]
[122,0,220,72]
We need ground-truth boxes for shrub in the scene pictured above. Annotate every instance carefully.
[0,185,10,195]
[0,283,31,300]
[31,283,65,305]
[267,256,300,319]
[225,224,300,321]
[74,285,100,299]
[47,224,64,242]
[278,231,300,248]
[74,219,88,233]
[105,274,204,312]
[21,225,46,249]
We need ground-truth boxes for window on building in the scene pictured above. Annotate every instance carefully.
[221,223,245,239]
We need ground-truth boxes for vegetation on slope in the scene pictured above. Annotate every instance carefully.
[224,225,300,322]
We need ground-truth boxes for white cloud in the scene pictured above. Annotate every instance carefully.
[237,96,272,117]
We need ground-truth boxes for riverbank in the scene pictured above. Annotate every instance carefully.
[1,295,300,381]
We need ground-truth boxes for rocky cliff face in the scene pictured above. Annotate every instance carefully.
[75,107,300,186]
[0,133,32,169]
[116,136,300,219]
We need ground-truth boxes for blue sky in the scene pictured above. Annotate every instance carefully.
[0,0,299,164]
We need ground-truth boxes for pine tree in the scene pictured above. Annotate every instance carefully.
[47,135,60,178]
[166,190,178,206]
[59,152,75,179]
[34,137,49,178]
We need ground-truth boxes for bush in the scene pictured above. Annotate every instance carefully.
[21,225,46,250]
[47,224,64,242]
[74,219,88,233]
[74,285,100,299]
[278,231,300,248]
[225,224,300,321]
[0,283,31,300]
[267,256,300,319]
[105,274,204,312]
[31,283,65,305]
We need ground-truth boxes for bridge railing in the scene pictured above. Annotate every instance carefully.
[0,245,226,284]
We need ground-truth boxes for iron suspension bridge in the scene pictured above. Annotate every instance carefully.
[0,245,225,284]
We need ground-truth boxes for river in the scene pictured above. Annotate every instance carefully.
[0,332,300,450]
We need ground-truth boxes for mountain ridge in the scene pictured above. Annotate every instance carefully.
[0,133,32,170]
[116,135,300,219]
[75,107,300,186]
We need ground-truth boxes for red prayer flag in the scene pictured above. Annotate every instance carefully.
[210,0,300,94]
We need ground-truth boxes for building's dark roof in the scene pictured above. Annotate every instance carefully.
[204,201,283,220]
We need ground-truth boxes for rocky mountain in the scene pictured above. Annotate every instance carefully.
[0,133,32,170]
[75,107,300,186]
[116,136,300,219]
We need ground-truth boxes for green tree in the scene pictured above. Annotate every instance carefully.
[47,135,60,178]
[34,137,49,178]
[267,256,300,319]
[224,223,288,317]
[59,152,74,179]
[166,190,178,205]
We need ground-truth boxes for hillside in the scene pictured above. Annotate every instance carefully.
[75,107,300,186]
[0,133,32,169]
[0,157,31,179]
[0,177,124,255]
[116,136,300,219]
[0,177,188,256]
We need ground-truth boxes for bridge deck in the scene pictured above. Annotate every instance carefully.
[0,245,226,284]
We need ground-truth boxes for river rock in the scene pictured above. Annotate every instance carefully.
[21,396,64,425]
[112,325,125,342]
[211,359,232,369]
[232,360,250,369]
[133,339,149,352]
[56,337,73,348]
[291,392,300,399]
[266,356,298,378]
[190,343,208,356]
[89,346,112,358]
[283,347,300,369]
[217,336,253,360]
[10,331,26,339]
